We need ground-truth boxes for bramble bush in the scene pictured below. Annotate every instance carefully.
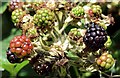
[1,1,120,78]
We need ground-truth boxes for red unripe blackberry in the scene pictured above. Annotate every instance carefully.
[83,22,108,51]
[6,48,23,63]
[88,9,94,17]
[96,52,115,69]
[9,35,33,58]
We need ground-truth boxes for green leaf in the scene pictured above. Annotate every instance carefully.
[0,28,21,76]
[69,66,80,78]
[113,29,120,42]
[66,51,79,60]
[58,66,67,77]
[0,2,8,14]
[0,58,16,73]
[14,61,29,74]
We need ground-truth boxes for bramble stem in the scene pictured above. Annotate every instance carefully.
[100,71,120,78]
[54,11,63,29]
[60,22,68,34]
[39,36,50,51]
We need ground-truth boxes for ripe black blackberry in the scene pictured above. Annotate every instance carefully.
[6,48,23,63]
[83,22,108,51]
[33,62,53,75]
[30,52,55,76]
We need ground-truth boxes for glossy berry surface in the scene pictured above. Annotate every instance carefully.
[6,48,23,63]
[9,35,33,58]
[30,53,53,75]
[33,62,53,75]
[96,52,114,69]
[83,22,107,51]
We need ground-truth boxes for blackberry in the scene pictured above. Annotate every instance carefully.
[30,53,54,75]
[68,28,81,41]
[90,5,102,17]
[33,8,55,31]
[96,52,115,69]
[8,0,24,12]
[33,62,53,75]
[26,27,39,39]
[9,35,33,58]
[11,9,26,27]
[83,22,108,51]
[70,6,85,19]
[6,48,23,63]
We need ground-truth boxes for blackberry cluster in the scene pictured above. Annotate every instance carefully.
[6,48,23,63]
[96,52,114,69]
[30,53,54,75]
[33,8,55,30]
[9,35,33,58]
[83,22,108,51]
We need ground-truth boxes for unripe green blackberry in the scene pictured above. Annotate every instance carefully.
[11,9,26,26]
[83,22,108,51]
[68,28,82,42]
[33,8,55,30]
[8,0,24,12]
[26,27,39,39]
[90,5,102,17]
[70,6,85,19]
[96,52,115,69]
